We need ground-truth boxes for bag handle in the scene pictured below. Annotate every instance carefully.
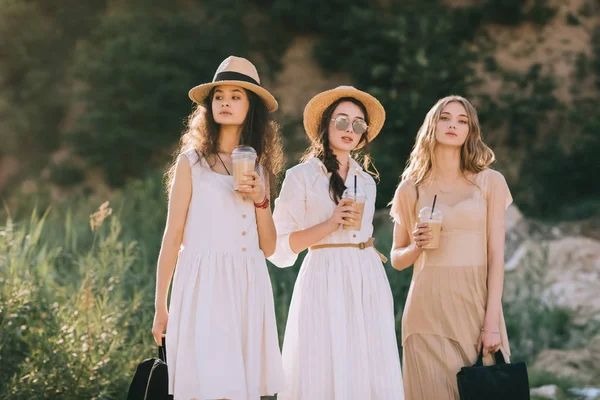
[474,348,507,366]
[158,336,167,363]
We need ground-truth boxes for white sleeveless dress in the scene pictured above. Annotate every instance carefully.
[166,149,285,400]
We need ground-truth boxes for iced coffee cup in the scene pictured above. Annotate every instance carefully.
[418,206,443,249]
[231,145,257,191]
[341,186,366,231]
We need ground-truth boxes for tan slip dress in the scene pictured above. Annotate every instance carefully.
[390,168,512,400]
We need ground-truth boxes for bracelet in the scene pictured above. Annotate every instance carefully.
[254,196,270,209]
[481,328,500,334]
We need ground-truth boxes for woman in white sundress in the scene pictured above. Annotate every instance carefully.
[269,86,404,400]
[151,56,285,400]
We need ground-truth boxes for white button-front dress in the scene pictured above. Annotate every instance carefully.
[269,157,404,400]
[166,149,285,400]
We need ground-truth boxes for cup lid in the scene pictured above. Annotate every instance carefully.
[342,186,366,199]
[419,206,443,221]
[232,145,257,156]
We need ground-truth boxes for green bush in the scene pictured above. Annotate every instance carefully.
[474,58,600,220]
[0,209,154,398]
[481,0,525,25]
[49,163,86,188]
[0,0,68,156]
[525,0,557,25]
[528,370,585,396]
[10,173,169,267]
[503,246,593,364]
[479,63,563,150]
[373,215,412,350]
[593,26,600,89]
[479,0,556,26]
[511,99,600,220]
[254,0,370,33]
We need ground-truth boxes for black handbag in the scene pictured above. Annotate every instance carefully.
[127,337,174,400]
[456,349,530,400]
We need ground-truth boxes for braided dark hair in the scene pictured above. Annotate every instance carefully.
[302,97,377,203]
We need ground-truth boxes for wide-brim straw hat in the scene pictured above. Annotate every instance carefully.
[303,86,386,148]
[189,56,278,112]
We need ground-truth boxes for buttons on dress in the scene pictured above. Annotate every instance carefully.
[242,214,247,219]
[242,231,247,236]
[242,247,246,252]
[353,234,357,238]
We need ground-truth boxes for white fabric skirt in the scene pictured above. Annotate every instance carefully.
[166,249,285,400]
[278,247,404,400]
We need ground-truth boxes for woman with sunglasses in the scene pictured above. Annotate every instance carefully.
[268,86,404,399]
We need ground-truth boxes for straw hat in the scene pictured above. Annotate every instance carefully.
[303,86,386,147]
[189,56,278,112]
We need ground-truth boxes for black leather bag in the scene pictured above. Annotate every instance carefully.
[127,338,174,400]
[456,350,530,400]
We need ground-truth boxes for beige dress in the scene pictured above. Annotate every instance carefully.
[390,168,512,400]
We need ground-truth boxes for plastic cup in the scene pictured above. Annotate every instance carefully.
[418,206,443,249]
[231,146,257,191]
[341,186,366,231]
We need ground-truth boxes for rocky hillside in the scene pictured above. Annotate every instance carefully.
[266,0,600,167]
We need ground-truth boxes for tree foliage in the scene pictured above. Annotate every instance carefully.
[69,4,247,185]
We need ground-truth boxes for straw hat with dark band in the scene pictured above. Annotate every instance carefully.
[189,56,278,112]
[303,86,386,147]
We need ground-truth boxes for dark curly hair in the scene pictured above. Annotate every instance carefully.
[166,87,285,197]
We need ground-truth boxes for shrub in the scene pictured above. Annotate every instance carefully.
[0,208,154,398]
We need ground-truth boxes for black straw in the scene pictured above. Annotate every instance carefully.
[431,194,437,219]
[354,175,357,201]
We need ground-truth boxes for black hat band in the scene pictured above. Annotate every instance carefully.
[214,71,259,86]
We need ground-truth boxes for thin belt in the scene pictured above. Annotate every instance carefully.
[309,237,388,263]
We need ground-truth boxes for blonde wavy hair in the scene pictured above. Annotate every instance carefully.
[402,95,495,185]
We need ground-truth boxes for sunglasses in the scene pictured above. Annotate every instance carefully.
[331,115,368,135]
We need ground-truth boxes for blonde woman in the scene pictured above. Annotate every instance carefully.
[152,56,285,399]
[269,86,404,400]
[390,95,512,399]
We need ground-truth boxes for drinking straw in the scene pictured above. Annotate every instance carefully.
[354,175,357,201]
[431,194,437,219]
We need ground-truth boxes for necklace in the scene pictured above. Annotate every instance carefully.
[436,182,453,194]
[434,176,462,194]
[215,153,231,175]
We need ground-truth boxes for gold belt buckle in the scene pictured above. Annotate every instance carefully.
[358,242,366,250]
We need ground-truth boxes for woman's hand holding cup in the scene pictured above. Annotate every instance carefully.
[413,222,433,250]
[327,199,359,231]
[235,171,266,204]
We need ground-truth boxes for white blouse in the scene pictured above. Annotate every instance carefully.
[269,156,378,268]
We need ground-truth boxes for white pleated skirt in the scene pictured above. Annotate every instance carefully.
[166,249,285,400]
[278,247,404,400]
